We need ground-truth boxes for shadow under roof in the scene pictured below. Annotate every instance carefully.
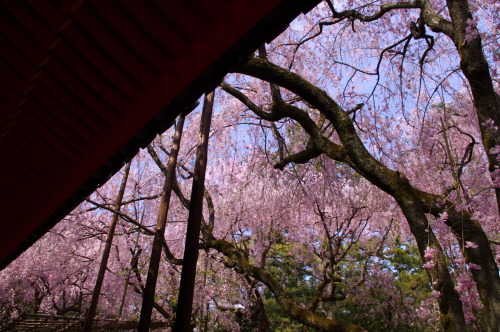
[0,0,319,269]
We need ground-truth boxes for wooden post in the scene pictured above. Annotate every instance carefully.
[173,91,214,331]
[138,114,186,331]
[114,263,130,332]
[83,161,131,332]
[114,232,140,332]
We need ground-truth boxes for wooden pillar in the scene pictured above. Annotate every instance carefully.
[114,232,141,332]
[138,114,186,331]
[173,91,214,331]
[83,161,131,332]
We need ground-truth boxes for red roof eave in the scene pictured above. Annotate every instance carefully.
[0,0,320,269]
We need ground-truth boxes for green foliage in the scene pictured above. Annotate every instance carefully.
[331,242,435,331]
[253,239,436,331]
[260,242,318,330]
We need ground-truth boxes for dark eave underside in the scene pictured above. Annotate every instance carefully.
[0,0,320,270]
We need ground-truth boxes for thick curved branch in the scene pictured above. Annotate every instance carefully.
[236,57,401,194]
[274,144,322,170]
[222,82,358,173]
[205,238,366,331]
[234,57,469,330]
[221,82,322,140]
[418,0,455,38]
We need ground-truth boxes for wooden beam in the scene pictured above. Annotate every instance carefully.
[83,161,131,332]
[138,114,186,331]
[173,91,214,331]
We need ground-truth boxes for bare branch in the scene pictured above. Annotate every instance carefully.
[220,82,278,121]
[334,1,420,22]
[85,199,182,265]
[147,145,167,174]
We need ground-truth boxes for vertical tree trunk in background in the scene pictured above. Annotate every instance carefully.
[174,91,214,331]
[138,114,186,332]
[83,161,131,332]
[197,254,210,332]
[254,288,271,332]
[115,230,141,332]
[443,0,500,215]
[114,268,130,332]
[443,1,500,328]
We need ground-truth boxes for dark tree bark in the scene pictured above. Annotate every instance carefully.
[138,114,186,332]
[205,238,367,332]
[419,1,500,328]
[168,147,367,331]
[83,162,131,332]
[232,57,471,331]
[174,92,214,331]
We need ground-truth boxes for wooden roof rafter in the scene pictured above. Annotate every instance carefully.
[0,0,320,270]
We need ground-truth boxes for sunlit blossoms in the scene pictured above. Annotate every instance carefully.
[1,0,499,331]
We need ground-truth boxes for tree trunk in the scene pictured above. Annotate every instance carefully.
[444,1,500,329]
[138,114,186,331]
[236,57,468,331]
[395,187,467,331]
[83,162,131,332]
[174,91,214,331]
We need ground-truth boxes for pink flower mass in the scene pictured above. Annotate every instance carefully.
[1,0,499,330]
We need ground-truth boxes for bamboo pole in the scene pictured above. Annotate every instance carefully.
[83,161,131,332]
[173,91,214,331]
[138,114,186,331]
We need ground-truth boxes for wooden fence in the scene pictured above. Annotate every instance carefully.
[2,313,170,331]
